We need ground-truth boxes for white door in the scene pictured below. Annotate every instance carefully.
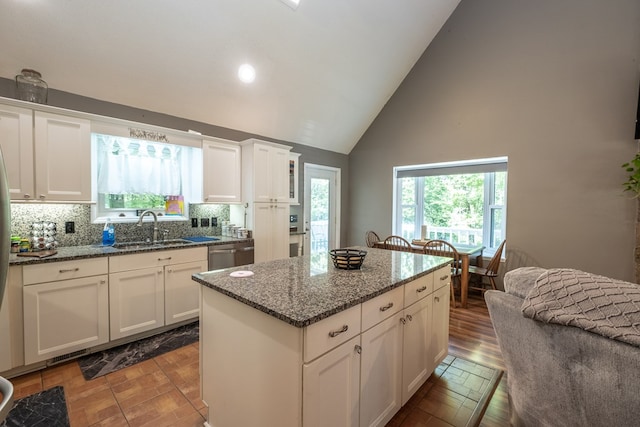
[304,164,341,253]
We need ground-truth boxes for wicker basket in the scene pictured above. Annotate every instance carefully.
[329,249,367,270]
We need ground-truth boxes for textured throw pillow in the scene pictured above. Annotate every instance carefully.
[522,268,640,347]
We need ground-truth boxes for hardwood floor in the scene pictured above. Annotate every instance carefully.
[7,292,510,426]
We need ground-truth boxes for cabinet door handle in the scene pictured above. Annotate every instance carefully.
[167,269,172,273]
[59,268,79,273]
[328,325,348,338]
[157,256,172,261]
[355,345,362,354]
[24,193,31,199]
[435,296,440,302]
[440,275,449,281]
[406,314,413,322]
[400,317,406,325]
[416,286,427,293]
[39,194,46,199]
[379,302,394,312]
[100,280,106,284]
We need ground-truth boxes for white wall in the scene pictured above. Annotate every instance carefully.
[349,0,640,282]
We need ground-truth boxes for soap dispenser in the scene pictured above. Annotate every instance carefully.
[102,220,115,246]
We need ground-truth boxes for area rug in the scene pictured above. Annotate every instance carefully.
[77,321,199,380]
[0,386,69,427]
[401,354,504,427]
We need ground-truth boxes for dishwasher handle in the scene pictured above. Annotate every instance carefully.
[210,246,254,254]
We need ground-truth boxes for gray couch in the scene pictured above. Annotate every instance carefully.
[485,267,640,427]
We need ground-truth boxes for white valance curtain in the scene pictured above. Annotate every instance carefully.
[96,134,181,195]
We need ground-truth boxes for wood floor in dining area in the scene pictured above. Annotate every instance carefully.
[7,292,510,427]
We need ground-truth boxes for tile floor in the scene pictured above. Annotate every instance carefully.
[7,344,503,427]
[9,342,205,427]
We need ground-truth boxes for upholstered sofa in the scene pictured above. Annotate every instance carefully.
[485,267,640,427]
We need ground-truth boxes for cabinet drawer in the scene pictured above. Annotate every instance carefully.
[404,273,433,307]
[23,257,108,285]
[434,266,451,291]
[304,304,361,363]
[362,286,404,332]
[109,247,207,273]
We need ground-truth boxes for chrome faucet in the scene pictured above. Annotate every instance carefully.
[136,210,159,243]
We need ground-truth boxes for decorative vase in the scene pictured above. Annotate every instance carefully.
[15,69,48,104]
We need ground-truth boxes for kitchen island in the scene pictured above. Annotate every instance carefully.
[192,247,452,427]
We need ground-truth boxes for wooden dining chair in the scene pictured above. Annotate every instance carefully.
[365,230,381,248]
[469,239,506,293]
[421,240,461,307]
[383,235,413,252]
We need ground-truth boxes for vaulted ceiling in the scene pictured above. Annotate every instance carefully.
[0,0,459,154]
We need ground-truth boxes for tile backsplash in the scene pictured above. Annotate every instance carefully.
[10,203,230,247]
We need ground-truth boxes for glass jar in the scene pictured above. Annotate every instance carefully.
[15,69,48,104]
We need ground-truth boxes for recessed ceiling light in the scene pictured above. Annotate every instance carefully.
[280,0,300,10]
[238,64,256,84]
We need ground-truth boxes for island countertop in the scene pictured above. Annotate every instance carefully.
[192,246,451,328]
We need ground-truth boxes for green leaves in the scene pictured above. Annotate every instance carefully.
[622,153,640,197]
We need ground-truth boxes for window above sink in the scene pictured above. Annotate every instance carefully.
[91,132,202,224]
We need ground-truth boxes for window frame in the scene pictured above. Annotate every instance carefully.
[392,157,507,257]
[90,132,202,224]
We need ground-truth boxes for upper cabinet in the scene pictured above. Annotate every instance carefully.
[34,111,91,201]
[0,102,91,202]
[202,137,242,204]
[241,139,291,203]
[0,104,34,200]
[289,152,300,205]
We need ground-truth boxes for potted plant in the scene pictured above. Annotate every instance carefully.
[622,153,640,197]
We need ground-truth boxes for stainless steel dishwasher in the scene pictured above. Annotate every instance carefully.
[208,241,255,270]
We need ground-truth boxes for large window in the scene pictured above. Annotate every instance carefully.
[92,133,202,222]
[393,157,507,255]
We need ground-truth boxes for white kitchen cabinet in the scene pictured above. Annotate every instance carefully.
[289,152,301,204]
[164,259,208,325]
[241,139,291,203]
[360,311,404,427]
[202,138,242,203]
[253,202,289,263]
[431,268,451,369]
[109,247,207,339]
[109,266,164,340]
[401,296,433,405]
[23,258,109,365]
[33,111,91,201]
[0,104,34,200]
[303,336,361,427]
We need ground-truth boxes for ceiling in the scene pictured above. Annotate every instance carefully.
[0,0,459,154]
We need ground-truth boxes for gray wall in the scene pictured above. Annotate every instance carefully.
[348,0,640,282]
[0,79,349,247]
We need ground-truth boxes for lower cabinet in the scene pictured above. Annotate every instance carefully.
[303,336,361,427]
[109,266,164,340]
[164,259,208,325]
[401,296,433,404]
[109,247,208,340]
[23,258,110,365]
[431,278,451,368]
[360,311,404,427]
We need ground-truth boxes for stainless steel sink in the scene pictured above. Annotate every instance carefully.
[112,239,192,249]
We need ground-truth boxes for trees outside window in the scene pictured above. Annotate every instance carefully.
[394,158,507,255]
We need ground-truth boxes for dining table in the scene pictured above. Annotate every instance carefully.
[373,240,485,308]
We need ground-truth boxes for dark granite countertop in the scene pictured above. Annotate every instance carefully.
[8,236,252,266]
[192,246,451,328]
